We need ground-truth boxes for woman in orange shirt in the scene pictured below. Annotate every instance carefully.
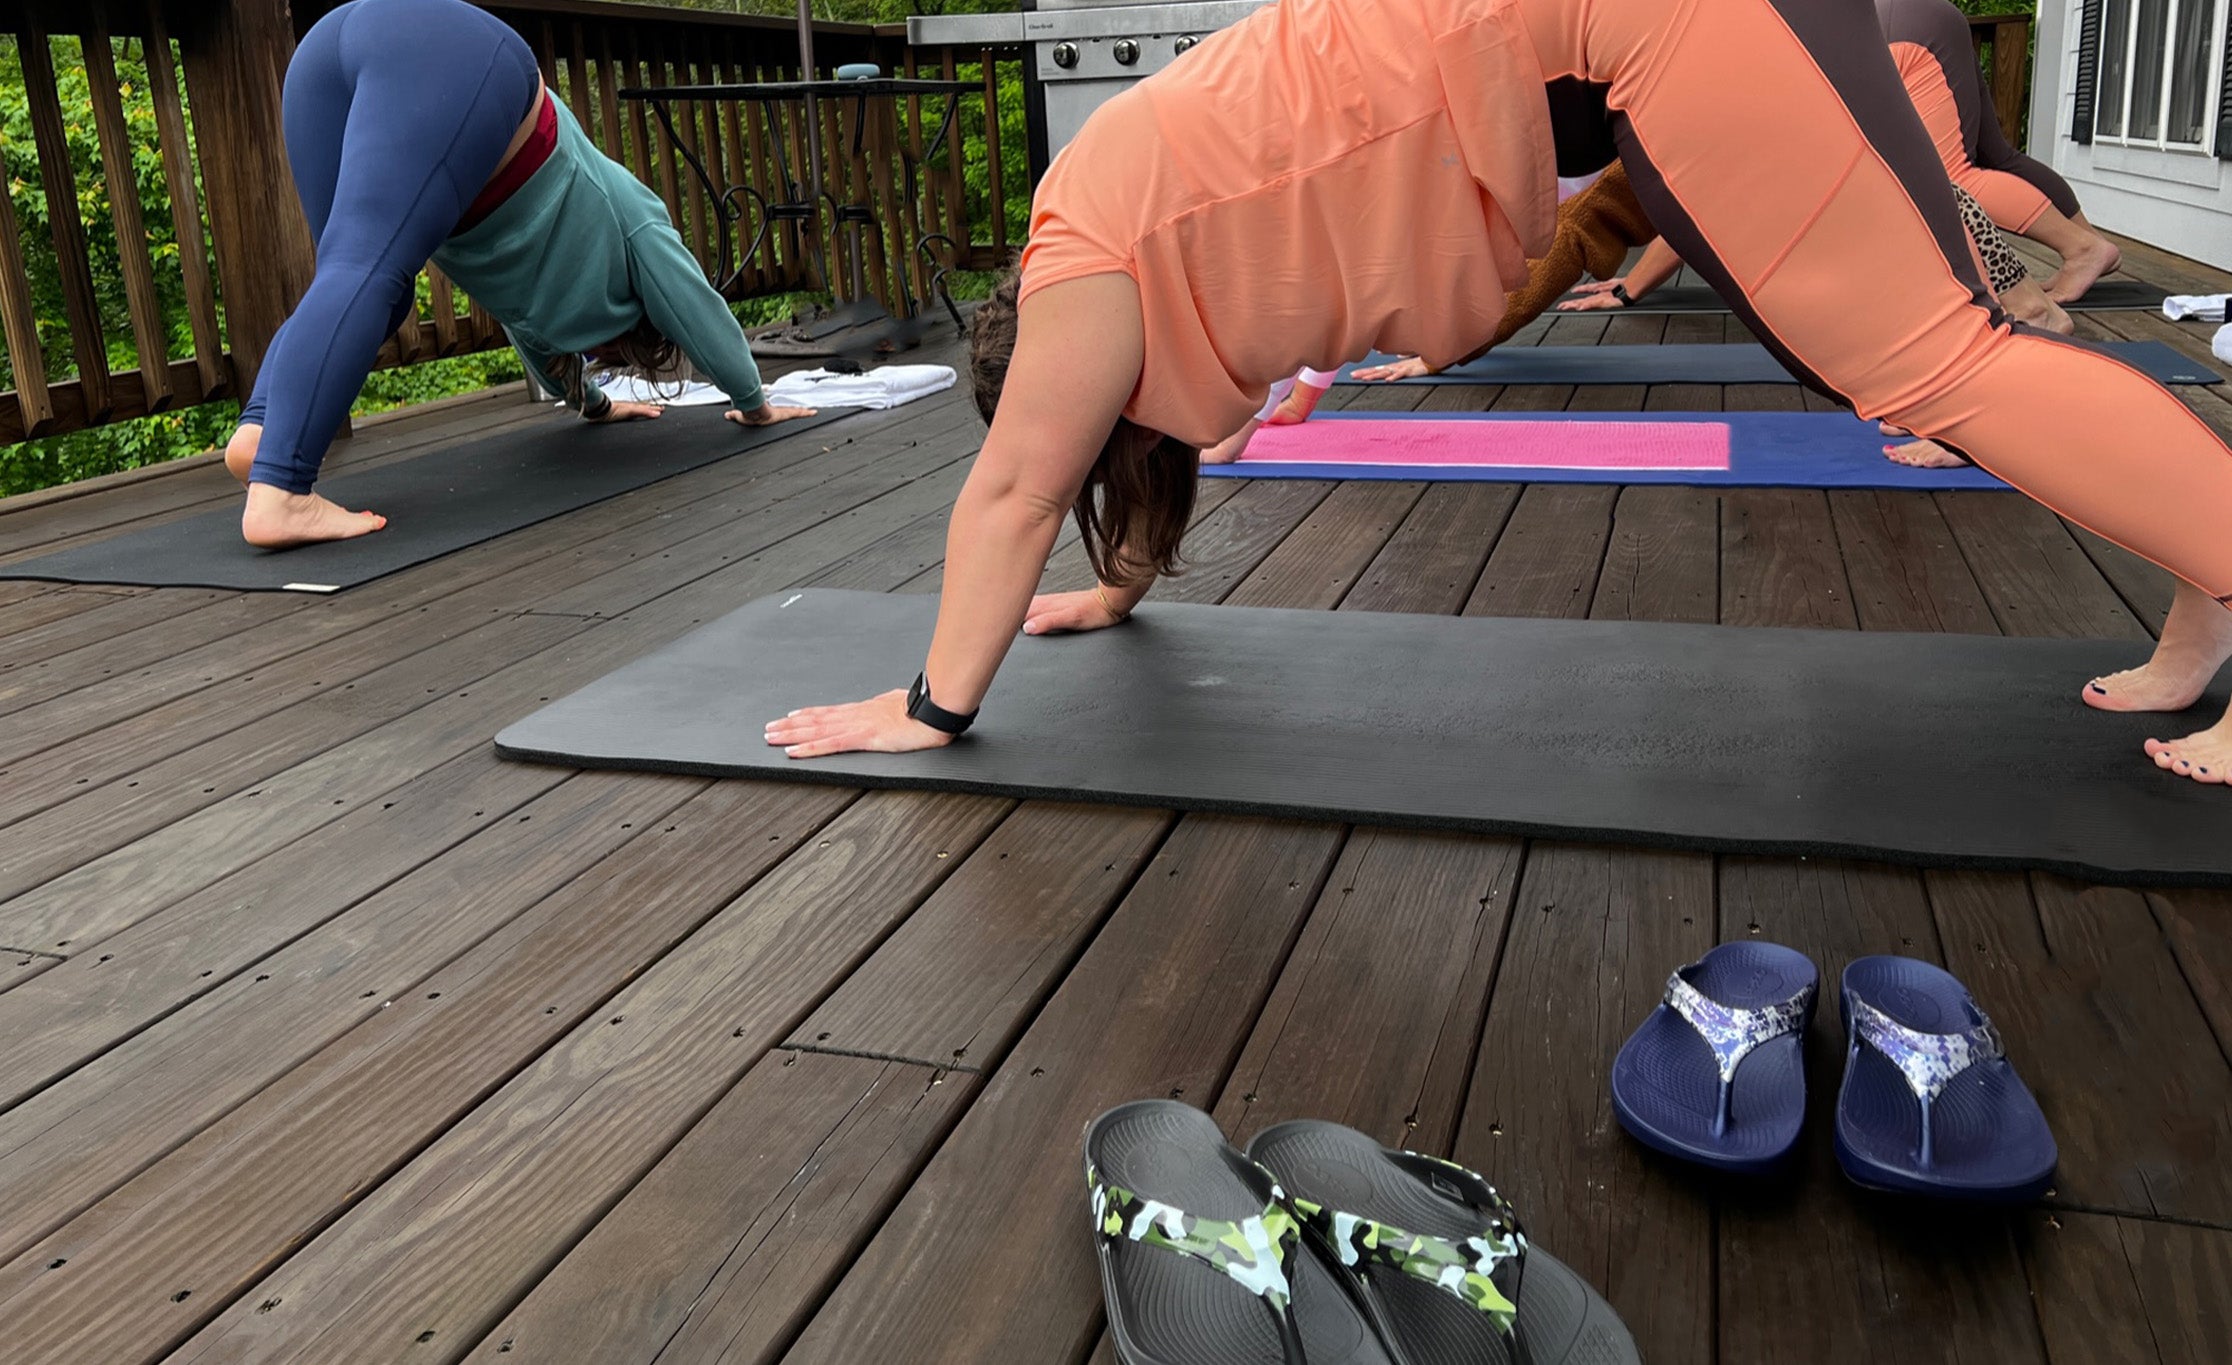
[766,0,2232,787]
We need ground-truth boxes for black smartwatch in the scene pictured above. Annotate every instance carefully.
[1609,283,1633,307]
[906,671,977,736]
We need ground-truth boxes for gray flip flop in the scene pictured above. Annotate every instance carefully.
[1247,1120,1641,1365]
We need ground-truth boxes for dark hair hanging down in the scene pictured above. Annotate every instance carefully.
[967,271,1197,589]
[546,314,684,409]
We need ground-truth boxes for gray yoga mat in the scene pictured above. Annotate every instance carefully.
[495,590,2232,886]
[1333,339,2219,385]
[1588,279,2169,314]
[0,406,856,593]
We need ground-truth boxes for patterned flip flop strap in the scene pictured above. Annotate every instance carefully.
[1087,1162,1300,1312]
[1847,995,2004,1168]
[1664,970,1815,1084]
[1293,1157,1525,1330]
[1847,995,2002,1105]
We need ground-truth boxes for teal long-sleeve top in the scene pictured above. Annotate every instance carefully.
[431,102,765,413]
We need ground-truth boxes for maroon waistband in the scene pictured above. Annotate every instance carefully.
[455,92,558,235]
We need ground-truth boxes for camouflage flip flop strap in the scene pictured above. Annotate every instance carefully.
[1087,1160,1302,1313]
[1293,1154,1526,1332]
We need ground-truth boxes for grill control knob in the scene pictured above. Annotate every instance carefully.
[1174,36,1199,55]
[1052,41,1079,69]
[1113,39,1140,65]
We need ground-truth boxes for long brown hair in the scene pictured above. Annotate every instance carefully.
[548,315,683,407]
[968,272,1196,589]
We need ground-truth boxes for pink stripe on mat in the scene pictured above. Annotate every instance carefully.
[1241,419,1732,470]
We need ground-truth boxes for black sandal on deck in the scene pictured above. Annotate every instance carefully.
[1087,1101,1396,1364]
[1247,1120,1642,1365]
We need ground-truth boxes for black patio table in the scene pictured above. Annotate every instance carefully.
[620,77,978,339]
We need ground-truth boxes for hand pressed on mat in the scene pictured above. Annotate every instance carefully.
[1023,586,1137,635]
[764,689,954,758]
[584,400,665,423]
[1349,355,1439,382]
[727,402,818,427]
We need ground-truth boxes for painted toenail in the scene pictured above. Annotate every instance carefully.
[2089,683,2107,694]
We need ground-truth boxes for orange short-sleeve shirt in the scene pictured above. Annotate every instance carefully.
[1019,0,1558,446]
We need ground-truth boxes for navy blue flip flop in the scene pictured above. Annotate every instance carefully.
[1835,956,2057,1202]
[1610,941,1818,1173]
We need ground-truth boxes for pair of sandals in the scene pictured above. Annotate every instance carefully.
[1086,1101,1640,1364]
[1611,943,2057,1200]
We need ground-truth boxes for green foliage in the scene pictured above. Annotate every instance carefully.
[0,6,1037,498]
[0,34,219,393]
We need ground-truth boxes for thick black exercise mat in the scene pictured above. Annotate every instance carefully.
[0,406,856,593]
[1333,339,2218,385]
[1581,279,2169,314]
[496,590,2232,886]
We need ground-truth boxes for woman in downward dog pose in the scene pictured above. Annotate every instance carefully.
[226,0,813,549]
[1875,0,2120,302]
[765,0,2232,784]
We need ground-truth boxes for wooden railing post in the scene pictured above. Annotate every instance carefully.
[1967,14,2034,153]
[178,0,318,400]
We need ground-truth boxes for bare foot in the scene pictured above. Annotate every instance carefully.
[2043,234,2121,304]
[225,424,262,485]
[1883,438,1969,469]
[2085,583,2232,712]
[242,483,387,548]
[2144,708,2231,786]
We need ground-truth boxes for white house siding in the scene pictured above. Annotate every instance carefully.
[2030,0,2232,269]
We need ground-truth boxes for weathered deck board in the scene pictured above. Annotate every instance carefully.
[780,818,1343,1365]
[0,245,2223,1364]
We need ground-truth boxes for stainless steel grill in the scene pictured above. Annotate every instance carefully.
[909,1,1268,176]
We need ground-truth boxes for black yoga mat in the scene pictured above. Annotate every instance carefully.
[1333,339,2219,386]
[0,406,857,593]
[495,590,2232,886]
[1585,279,2169,314]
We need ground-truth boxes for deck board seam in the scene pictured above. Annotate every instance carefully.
[778,1042,981,1075]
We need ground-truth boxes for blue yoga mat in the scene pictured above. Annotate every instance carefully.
[1201,412,2011,489]
[1332,340,2219,386]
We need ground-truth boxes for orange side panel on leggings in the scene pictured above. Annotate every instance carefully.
[1890,42,2050,233]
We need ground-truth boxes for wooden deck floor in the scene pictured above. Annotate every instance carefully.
[3,237,2231,1364]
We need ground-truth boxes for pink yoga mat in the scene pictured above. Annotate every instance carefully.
[1238,418,1732,470]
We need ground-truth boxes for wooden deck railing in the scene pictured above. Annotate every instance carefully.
[0,1,2037,450]
[1967,12,2035,151]
[0,0,1026,447]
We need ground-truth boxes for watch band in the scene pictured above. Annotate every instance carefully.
[906,671,977,736]
[1610,283,1632,307]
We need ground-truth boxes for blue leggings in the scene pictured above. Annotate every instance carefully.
[239,0,539,493]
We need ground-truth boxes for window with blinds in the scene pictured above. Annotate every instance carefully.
[2075,0,2231,153]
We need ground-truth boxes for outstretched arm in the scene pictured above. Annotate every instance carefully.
[764,273,1146,757]
[1559,237,1685,309]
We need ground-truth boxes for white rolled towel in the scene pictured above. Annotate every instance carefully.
[766,364,958,411]
[2214,322,2231,365]
[2162,294,2228,322]
[588,375,733,406]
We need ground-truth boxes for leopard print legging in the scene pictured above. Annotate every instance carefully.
[1952,183,2027,297]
